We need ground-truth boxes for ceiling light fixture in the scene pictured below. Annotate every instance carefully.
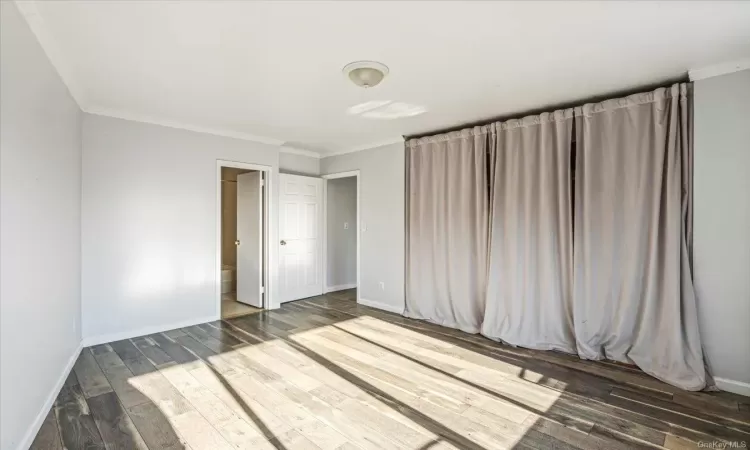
[343,61,389,88]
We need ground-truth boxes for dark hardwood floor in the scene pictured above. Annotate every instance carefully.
[32,289,749,449]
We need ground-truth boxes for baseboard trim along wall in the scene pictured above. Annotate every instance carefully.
[81,314,219,347]
[325,283,357,293]
[18,342,83,450]
[714,377,750,397]
[358,297,404,315]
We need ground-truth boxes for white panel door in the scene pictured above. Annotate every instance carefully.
[279,174,323,302]
[236,171,263,307]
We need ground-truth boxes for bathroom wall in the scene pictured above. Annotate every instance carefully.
[221,167,253,273]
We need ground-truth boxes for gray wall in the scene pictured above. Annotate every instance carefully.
[693,69,750,392]
[82,114,281,341]
[279,151,320,176]
[0,3,83,449]
[320,142,405,312]
[327,177,357,288]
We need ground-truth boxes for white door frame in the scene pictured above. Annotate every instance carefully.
[322,170,361,304]
[216,160,272,316]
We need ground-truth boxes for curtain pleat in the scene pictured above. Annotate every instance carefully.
[482,111,576,352]
[405,128,490,333]
[404,82,706,391]
[572,83,706,390]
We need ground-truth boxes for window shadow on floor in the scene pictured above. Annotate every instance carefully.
[34,291,750,449]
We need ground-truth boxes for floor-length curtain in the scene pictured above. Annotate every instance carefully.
[482,111,576,353]
[573,83,706,390]
[405,128,490,333]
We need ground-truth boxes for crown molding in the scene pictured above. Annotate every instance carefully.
[15,0,87,108]
[16,0,405,160]
[88,107,325,157]
[279,146,321,159]
[323,137,405,158]
[85,106,286,146]
[689,58,750,81]
[16,0,294,149]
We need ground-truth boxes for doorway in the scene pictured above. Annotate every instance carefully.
[323,171,360,304]
[218,161,269,319]
[278,174,324,303]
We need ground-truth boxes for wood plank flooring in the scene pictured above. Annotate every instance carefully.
[32,289,750,449]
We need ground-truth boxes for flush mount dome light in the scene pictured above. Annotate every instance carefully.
[343,61,389,88]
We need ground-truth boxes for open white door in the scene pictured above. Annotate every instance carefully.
[236,171,263,307]
[279,174,323,302]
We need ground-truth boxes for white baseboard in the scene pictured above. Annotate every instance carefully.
[17,342,83,450]
[715,377,750,397]
[82,314,219,347]
[358,297,404,314]
[325,283,357,293]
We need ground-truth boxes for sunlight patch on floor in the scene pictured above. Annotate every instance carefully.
[120,314,569,449]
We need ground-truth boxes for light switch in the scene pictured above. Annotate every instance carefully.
[344,222,349,229]
[362,222,367,231]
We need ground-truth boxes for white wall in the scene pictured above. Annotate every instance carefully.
[0,3,83,449]
[326,177,357,289]
[320,143,405,312]
[693,69,750,394]
[279,151,320,176]
[82,114,280,342]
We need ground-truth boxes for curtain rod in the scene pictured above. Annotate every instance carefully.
[403,75,688,141]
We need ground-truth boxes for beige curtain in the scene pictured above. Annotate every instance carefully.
[405,128,490,333]
[482,111,576,353]
[573,83,706,390]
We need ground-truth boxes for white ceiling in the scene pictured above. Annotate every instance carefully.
[18,1,750,156]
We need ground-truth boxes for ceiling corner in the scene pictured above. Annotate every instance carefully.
[323,137,406,158]
[15,0,88,110]
[688,58,750,81]
[85,106,287,147]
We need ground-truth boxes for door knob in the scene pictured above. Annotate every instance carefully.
[280,240,287,246]
[235,239,240,246]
